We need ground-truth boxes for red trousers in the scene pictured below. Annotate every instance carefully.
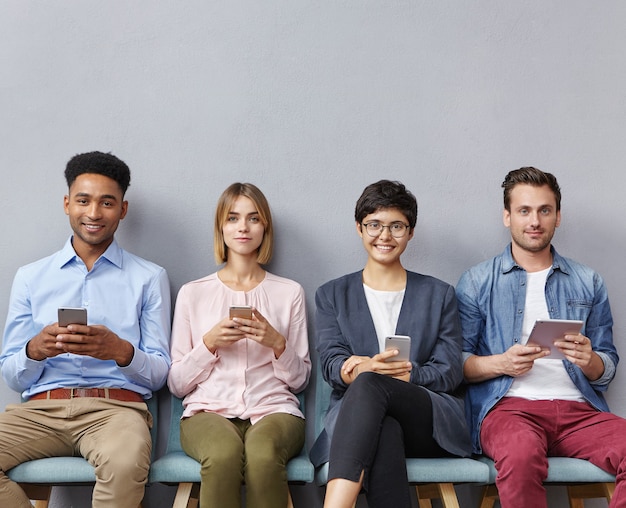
[481,397,626,508]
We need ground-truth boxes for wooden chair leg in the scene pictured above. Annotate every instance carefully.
[287,489,294,508]
[415,484,435,508]
[18,484,51,508]
[604,482,616,501]
[439,483,461,508]
[483,482,615,508]
[567,482,614,508]
[173,482,200,508]
[417,498,433,508]
[415,483,460,508]
[479,485,499,508]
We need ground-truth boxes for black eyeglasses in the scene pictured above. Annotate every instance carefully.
[361,222,410,238]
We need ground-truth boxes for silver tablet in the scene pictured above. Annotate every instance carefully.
[527,319,584,359]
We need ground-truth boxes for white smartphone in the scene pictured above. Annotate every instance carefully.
[229,306,253,320]
[384,335,411,362]
[58,307,88,327]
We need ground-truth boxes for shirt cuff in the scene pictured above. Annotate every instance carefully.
[590,351,614,386]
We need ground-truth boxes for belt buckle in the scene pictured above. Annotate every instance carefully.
[71,388,94,398]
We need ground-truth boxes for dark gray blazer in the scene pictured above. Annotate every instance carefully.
[310,270,471,467]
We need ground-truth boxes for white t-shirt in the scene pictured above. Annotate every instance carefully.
[506,267,585,402]
[363,284,405,353]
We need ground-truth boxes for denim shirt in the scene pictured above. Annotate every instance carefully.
[456,244,617,454]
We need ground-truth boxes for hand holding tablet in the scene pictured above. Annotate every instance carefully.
[527,319,584,360]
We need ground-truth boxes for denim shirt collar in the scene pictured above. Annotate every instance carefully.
[500,243,570,277]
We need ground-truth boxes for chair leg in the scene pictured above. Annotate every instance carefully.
[173,482,200,508]
[415,483,460,508]
[287,489,294,508]
[417,496,433,508]
[415,484,435,508]
[567,482,614,508]
[437,483,460,508]
[479,485,498,508]
[18,484,51,508]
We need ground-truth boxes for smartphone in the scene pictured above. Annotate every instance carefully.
[384,335,411,362]
[58,307,88,327]
[229,306,253,320]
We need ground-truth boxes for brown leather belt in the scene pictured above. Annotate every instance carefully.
[29,388,144,403]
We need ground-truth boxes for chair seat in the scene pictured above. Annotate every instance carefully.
[286,451,315,483]
[149,449,314,485]
[315,457,490,486]
[478,456,616,483]
[8,457,97,484]
[406,458,490,483]
[149,451,200,484]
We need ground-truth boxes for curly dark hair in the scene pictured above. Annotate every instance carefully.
[64,151,131,195]
[354,180,418,228]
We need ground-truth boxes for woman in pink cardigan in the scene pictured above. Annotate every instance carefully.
[168,183,311,508]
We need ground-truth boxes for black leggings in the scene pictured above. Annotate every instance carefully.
[328,372,448,508]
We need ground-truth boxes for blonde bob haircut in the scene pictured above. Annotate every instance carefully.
[213,182,274,265]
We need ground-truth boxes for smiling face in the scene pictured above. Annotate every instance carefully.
[357,207,414,268]
[222,195,265,260]
[64,173,127,260]
[503,183,561,257]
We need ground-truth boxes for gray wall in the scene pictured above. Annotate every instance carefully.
[2,2,625,507]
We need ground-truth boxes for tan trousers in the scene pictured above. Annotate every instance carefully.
[0,397,152,508]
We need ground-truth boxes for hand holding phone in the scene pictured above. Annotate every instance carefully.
[58,307,88,327]
[229,306,253,320]
[384,335,411,362]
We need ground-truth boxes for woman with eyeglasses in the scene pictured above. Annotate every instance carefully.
[310,180,471,508]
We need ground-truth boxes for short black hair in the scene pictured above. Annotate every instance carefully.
[354,180,418,228]
[502,167,561,211]
[65,151,131,195]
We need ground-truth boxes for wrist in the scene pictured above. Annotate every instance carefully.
[115,340,134,367]
[273,338,286,359]
[26,339,46,361]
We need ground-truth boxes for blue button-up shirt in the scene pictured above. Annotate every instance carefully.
[1,237,172,399]
[456,244,617,454]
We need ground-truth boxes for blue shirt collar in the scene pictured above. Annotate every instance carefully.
[59,236,123,269]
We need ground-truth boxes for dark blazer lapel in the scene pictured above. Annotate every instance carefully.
[395,271,419,336]
[346,271,380,357]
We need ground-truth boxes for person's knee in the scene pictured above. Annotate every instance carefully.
[205,446,245,470]
[95,444,150,484]
[246,440,283,472]
[349,371,384,398]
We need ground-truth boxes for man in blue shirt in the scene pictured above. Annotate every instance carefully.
[456,167,626,508]
[0,151,171,508]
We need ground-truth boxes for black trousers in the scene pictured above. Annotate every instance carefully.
[328,372,448,508]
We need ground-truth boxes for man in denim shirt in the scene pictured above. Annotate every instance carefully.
[456,167,626,508]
